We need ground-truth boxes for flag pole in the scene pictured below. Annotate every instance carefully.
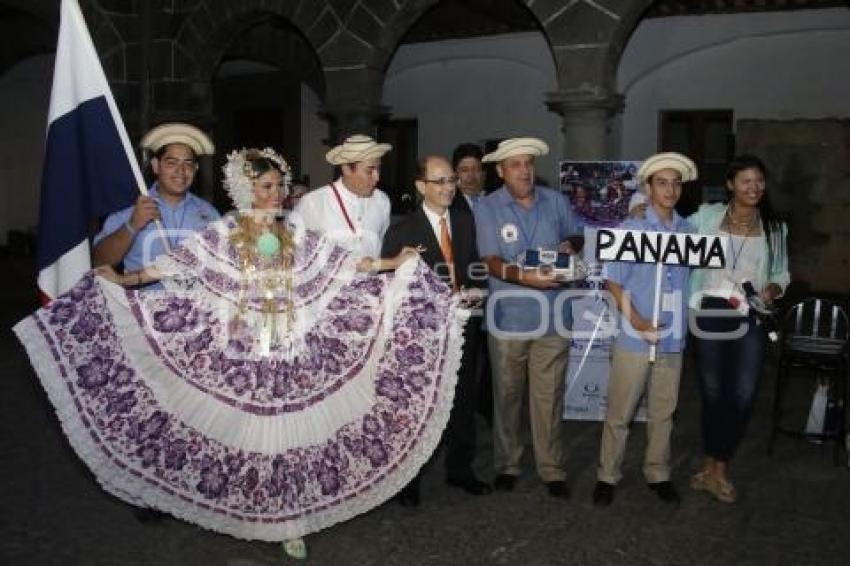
[65,0,171,252]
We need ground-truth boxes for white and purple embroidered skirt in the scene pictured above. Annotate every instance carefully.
[14,223,467,541]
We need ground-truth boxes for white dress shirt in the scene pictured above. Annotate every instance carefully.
[290,178,391,258]
[422,203,452,244]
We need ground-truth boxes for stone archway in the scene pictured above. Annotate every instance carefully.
[314,0,443,140]
[313,0,651,157]
[381,1,561,187]
[0,1,59,247]
[175,1,333,196]
[0,1,56,76]
[175,1,327,95]
[174,0,652,153]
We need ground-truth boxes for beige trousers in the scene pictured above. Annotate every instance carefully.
[489,334,569,482]
[597,349,683,484]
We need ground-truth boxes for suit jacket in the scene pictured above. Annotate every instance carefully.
[382,205,482,290]
[450,191,473,215]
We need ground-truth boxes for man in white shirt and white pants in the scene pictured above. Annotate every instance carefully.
[292,135,392,260]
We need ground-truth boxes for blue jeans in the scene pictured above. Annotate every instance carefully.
[694,297,766,461]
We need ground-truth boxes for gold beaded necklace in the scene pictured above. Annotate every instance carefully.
[228,213,296,351]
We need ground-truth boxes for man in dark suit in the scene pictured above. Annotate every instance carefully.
[450,143,493,427]
[450,143,486,215]
[383,155,492,505]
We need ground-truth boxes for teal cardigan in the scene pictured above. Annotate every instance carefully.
[687,203,790,307]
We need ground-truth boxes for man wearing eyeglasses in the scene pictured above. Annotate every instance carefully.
[92,123,220,278]
[382,155,491,506]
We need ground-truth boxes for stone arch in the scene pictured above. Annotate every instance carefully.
[0,1,56,76]
[1,0,136,83]
[170,0,329,123]
[176,1,324,87]
[317,0,650,154]
[603,1,655,92]
[341,0,651,105]
[524,0,652,96]
[218,27,325,99]
[300,0,439,139]
[0,0,58,247]
[526,0,652,158]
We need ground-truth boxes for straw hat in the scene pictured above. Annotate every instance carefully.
[636,152,698,186]
[141,123,215,156]
[481,137,549,163]
[325,134,392,165]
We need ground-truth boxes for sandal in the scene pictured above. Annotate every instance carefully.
[689,470,712,491]
[282,538,308,560]
[706,476,737,504]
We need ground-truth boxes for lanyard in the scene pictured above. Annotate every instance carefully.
[509,201,539,249]
[729,234,748,271]
[331,182,356,234]
[157,196,189,250]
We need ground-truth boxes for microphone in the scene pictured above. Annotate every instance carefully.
[742,281,778,342]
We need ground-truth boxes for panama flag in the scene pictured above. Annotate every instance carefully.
[36,0,145,302]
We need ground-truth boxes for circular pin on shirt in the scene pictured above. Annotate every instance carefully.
[501,223,519,243]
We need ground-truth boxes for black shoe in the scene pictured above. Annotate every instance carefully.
[493,474,517,492]
[133,507,166,524]
[396,483,421,507]
[592,481,615,507]
[447,476,492,496]
[648,481,680,505]
[545,480,570,499]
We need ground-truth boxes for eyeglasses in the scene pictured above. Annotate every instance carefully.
[160,157,198,170]
[422,177,458,186]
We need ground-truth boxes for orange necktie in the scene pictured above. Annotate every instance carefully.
[439,217,457,290]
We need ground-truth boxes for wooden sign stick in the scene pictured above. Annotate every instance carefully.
[649,261,663,363]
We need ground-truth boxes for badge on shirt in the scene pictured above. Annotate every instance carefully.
[501,223,519,243]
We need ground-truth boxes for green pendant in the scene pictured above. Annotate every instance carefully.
[257,231,280,257]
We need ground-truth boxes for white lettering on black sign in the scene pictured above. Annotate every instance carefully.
[596,229,727,268]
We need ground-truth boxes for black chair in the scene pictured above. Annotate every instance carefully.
[768,297,849,465]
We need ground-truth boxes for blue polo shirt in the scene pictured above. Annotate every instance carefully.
[602,206,693,353]
[93,184,220,272]
[475,185,584,336]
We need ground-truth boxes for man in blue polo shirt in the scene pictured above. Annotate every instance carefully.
[475,137,584,499]
[592,152,698,507]
[92,123,219,282]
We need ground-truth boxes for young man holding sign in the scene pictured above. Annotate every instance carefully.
[593,153,698,507]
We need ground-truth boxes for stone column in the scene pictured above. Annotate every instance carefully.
[546,90,625,160]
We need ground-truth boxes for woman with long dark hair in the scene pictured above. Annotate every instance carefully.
[688,154,789,503]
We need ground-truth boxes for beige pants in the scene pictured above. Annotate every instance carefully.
[489,334,569,482]
[597,349,683,484]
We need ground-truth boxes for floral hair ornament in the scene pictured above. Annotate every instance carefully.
[222,147,293,213]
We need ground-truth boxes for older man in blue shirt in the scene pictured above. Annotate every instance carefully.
[593,152,698,507]
[475,137,584,498]
[92,123,219,285]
